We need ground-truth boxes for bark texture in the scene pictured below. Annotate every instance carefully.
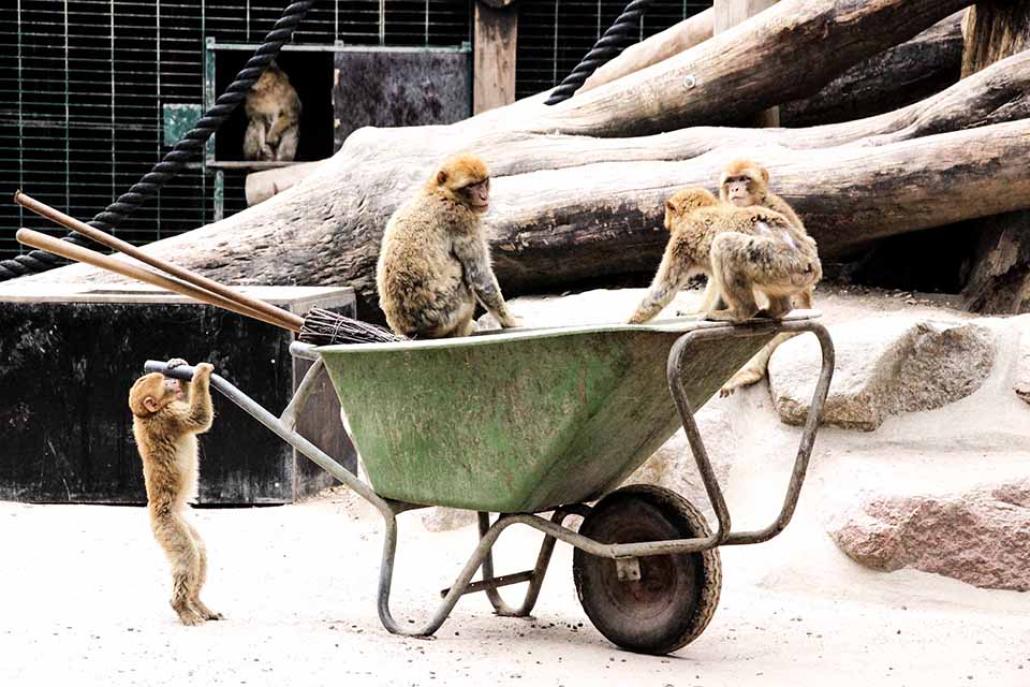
[960,2,1030,314]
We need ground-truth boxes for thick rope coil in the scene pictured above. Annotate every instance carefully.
[544,0,654,106]
[0,0,318,281]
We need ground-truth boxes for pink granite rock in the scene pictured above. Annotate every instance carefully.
[830,480,1030,591]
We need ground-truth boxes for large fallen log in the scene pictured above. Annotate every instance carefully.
[520,0,972,136]
[579,10,964,129]
[578,9,713,93]
[30,117,1030,315]
[28,0,1030,320]
[780,12,964,126]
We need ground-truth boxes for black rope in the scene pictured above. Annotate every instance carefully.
[544,0,654,106]
[0,0,318,282]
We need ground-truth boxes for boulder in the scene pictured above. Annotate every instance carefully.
[829,480,1030,591]
[628,431,728,519]
[769,317,995,430]
[1015,317,1030,406]
[627,396,743,521]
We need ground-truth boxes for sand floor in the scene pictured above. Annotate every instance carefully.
[2,484,1028,687]
[3,289,1029,686]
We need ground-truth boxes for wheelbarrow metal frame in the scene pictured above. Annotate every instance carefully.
[145,318,834,638]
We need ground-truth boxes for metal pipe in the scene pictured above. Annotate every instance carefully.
[440,570,535,598]
[608,319,836,559]
[288,341,320,361]
[479,508,580,617]
[279,358,325,430]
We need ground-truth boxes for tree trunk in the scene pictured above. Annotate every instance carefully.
[961,3,1030,76]
[960,2,1030,314]
[713,0,781,126]
[578,9,713,94]
[522,0,972,136]
[780,12,964,126]
[29,118,1030,316]
[26,0,1030,320]
[580,12,964,129]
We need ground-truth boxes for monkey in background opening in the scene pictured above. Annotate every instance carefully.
[243,62,301,162]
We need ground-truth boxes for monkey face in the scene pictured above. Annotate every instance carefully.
[460,179,490,213]
[433,153,491,212]
[721,160,770,206]
[723,175,756,206]
[129,373,182,417]
[167,377,186,402]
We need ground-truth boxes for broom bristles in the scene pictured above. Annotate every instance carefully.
[297,307,405,346]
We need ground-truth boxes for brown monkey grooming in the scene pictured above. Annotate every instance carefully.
[628,187,821,324]
[718,160,814,396]
[376,152,521,338]
[129,360,222,626]
[243,62,301,162]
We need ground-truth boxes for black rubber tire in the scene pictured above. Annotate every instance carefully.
[573,484,722,655]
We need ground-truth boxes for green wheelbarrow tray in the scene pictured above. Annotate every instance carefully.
[144,312,835,654]
[318,316,784,513]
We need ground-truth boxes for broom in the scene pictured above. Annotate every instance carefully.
[14,192,402,346]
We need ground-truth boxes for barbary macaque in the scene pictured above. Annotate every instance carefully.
[376,152,521,338]
[129,359,221,625]
[629,187,820,324]
[717,160,815,395]
[243,62,301,162]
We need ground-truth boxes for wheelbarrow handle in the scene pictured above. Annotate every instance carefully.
[144,359,201,382]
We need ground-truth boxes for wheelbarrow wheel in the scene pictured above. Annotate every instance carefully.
[573,484,722,655]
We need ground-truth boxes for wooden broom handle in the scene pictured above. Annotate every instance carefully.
[16,228,298,333]
[14,191,304,332]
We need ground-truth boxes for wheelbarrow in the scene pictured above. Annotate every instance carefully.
[147,313,834,655]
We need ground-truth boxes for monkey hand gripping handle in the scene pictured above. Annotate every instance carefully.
[145,313,834,654]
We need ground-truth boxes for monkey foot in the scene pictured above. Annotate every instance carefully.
[191,600,223,620]
[720,370,763,397]
[703,309,746,323]
[175,609,206,626]
[753,309,787,321]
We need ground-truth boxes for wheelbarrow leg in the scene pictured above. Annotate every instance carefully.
[377,507,605,637]
[375,507,519,636]
[477,506,589,617]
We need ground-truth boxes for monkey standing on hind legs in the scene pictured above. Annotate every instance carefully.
[628,187,820,325]
[376,152,521,338]
[243,62,301,162]
[129,359,222,626]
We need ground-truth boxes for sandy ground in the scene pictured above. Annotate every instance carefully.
[2,494,1029,687]
[3,287,1030,686]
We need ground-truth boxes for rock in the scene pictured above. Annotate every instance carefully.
[627,406,737,521]
[769,317,995,430]
[1015,317,1030,406]
[421,507,478,532]
[829,480,1030,591]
